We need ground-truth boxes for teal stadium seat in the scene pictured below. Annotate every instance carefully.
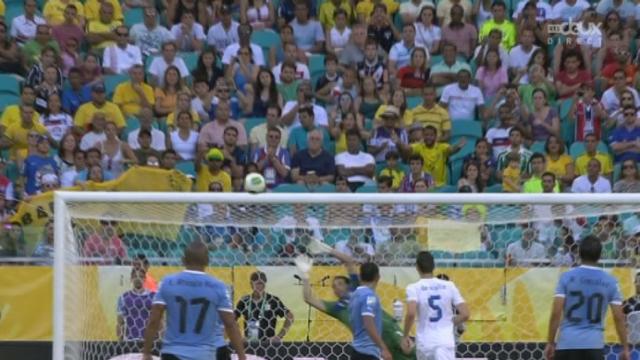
[451,120,482,140]
[530,140,546,154]
[243,117,265,136]
[407,96,422,109]
[176,160,196,177]
[104,74,129,100]
[180,52,199,72]
[356,184,378,193]
[124,8,144,27]
[0,75,21,97]
[0,95,19,113]
[434,185,457,193]
[273,183,307,192]
[569,141,609,159]
[485,184,503,193]
[250,29,281,60]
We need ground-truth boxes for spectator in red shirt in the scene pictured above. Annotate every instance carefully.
[397,47,431,95]
[555,50,592,99]
[82,219,127,260]
[601,48,635,86]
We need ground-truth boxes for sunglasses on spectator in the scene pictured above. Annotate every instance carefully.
[117,32,129,37]
[624,112,636,116]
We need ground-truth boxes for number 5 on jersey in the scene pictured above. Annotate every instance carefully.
[428,295,443,322]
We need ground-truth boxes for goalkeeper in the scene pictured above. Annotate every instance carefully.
[298,240,415,360]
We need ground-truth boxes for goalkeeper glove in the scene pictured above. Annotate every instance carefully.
[294,254,314,279]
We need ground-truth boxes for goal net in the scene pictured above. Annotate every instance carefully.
[53,192,640,360]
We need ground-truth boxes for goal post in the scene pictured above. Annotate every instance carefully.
[53,191,640,360]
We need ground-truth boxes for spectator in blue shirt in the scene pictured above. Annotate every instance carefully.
[610,106,640,163]
[348,262,391,360]
[74,148,115,184]
[23,135,59,195]
[62,67,91,115]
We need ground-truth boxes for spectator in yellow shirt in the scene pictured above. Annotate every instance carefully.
[0,85,39,130]
[407,85,451,142]
[400,125,465,187]
[84,0,122,22]
[575,133,613,178]
[0,0,5,18]
[86,2,122,50]
[44,0,85,26]
[502,152,521,192]
[3,105,50,161]
[478,0,516,50]
[319,0,353,30]
[356,0,399,23]
[74,83,126,131]
[113,65,155,118]
[195,148,232,192]
[378,151,405,190]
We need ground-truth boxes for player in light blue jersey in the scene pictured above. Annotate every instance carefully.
[349,262,392,360]
[545,235,629,360]
[143,241,246,360]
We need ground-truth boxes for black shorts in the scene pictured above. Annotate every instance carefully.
[162,346,231,360]
[350,349,380,360]
[554,349,604,360]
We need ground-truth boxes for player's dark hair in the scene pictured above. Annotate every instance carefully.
[579,234,602,263]
[360,262,379,282]
[416,251,435,274]
[333,275,350,285]
[436,273,449,281]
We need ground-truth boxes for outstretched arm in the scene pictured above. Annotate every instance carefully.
[330,248,358,275]
[302,277,328,312]
[142,304,165,360]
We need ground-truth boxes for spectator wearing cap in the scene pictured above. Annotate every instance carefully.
[430,43,472,94]
[281,81,328,129]
[378,151,405,190]
[368,106,408,162]
[206,5,239,54]
[479,1,516,50]
[170,10,206,52]
[250,105,289,153]
[290,2,325,53]
[400,153,434,192]
[103,26,143,76]
[400,0,435,24]
[74,82,126,131]
[86,2,122,50]
[80,112,107,151]
[130,7,174,57]
[23,135,58,195]
[112,66,154,118]
[51,5,85,50]
[610,106,640,164]
[253,127,291,190]
[3,105,50,162]
[440,69,485,122]
[221,24,266,67]
[195,148,232,192]
[148,41,190,87]
[335,129,375,191]
[571,158,612,193]
[235,271,294,342]
[288,106,333,156]
[127,108,166,152]
[290,129,335,185]
[10,0,46,45]
[133,129,161,166]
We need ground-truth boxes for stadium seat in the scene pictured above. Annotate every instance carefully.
[530,140,546,154]
[176,160,196,177]
[124,8,144,27]
[569,141,609,159]
[0,94,19,113]
[243,117,265,136]
[251,29,280,58]
[433,185,457,193]
[122,116,140,140]
[449,138,474,163]
[448,159,463,186]
[485,184,503,193]
[407,96,422,109]
[613,163,621,183]
[309,54,325,76]
[104,74,129,100]
[273,183,307,192]
[356,184,378,193]
[430,250,454,259]
[179,52,199,72]
[451,120,482,140]
[314,183,336,192]
[0,75,21,97]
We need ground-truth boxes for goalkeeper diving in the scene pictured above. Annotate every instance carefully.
[297,239,415,360]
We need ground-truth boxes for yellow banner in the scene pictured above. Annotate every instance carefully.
[9,167,192,252]
[0,266,635,342]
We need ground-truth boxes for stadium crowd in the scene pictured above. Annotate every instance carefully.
[2,0,640,264]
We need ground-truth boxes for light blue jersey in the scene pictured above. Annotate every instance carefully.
[349,285,383,358]
[555,265,622,350]
[153,270,233,360]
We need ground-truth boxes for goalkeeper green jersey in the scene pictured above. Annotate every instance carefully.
[322,300,415,360]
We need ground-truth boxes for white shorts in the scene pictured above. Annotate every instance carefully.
[416,346,456,360]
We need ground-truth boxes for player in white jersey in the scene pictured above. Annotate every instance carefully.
[402,251,470,360]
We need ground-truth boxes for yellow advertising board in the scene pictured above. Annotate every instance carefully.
[0,266,635,342]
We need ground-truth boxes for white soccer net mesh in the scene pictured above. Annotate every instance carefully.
[56,194,640,360]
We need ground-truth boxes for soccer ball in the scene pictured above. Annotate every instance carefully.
[244,172,266,193]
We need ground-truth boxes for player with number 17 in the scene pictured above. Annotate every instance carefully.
[142,241,246,360]
[544,235,629,360]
